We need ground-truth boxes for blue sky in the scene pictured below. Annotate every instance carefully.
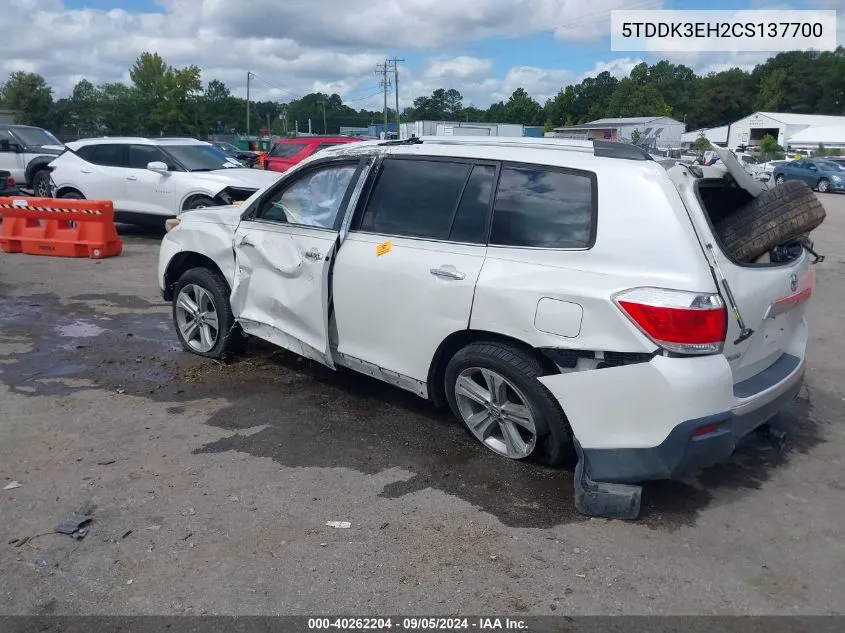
[7,0,842,109]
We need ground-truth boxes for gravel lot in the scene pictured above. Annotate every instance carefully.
[1,194,844,615]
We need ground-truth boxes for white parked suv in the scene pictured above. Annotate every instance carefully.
[48,137,280,226]
[157,137,823,518]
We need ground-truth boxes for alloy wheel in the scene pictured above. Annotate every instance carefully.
[175,284,220,353]
[453,367,537,459]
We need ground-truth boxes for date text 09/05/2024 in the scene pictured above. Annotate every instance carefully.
[307,617,528,630]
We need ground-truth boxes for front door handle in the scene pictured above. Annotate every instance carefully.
[126,175,138,181]
[430,266,466,280]
[80,168,92,174]
[304,248,323,260]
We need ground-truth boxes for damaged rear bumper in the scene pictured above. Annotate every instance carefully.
[538,351,806,484]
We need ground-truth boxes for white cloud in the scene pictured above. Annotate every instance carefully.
[0,0,803,114]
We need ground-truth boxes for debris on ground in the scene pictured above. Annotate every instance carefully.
[4,481,22,490]
[326,521,351,529]
[96,458,116,466]
[145,525,161,531]
[121,530,133,539]
[55,499,94,540]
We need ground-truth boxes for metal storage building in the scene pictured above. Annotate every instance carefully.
[399,121,525,139]
[553,116,686,149]
[680,126,728,147]
[787,125,845,150]
[727,112,845,151]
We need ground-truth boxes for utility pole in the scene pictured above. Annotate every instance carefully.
[246,71,253,144]
[389,57,404,138]
[375,60,391,138]
[318,98,327,134]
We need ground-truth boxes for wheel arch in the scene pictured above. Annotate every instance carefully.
[163,251,229,302]
[179,187,225,212]
[426,329,559,407]
[25,157,54,188]
[55,186,84,198]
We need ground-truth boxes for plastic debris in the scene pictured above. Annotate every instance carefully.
[326,521,351,529]
[4,481,21,490]
[55,499,94,540]
[145,525,161,531]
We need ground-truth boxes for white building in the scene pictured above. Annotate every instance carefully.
[400,121,525,139]
[680,125,728,148]
[727,112,845,151]
[786,125,845,150]
[553,116,686,149]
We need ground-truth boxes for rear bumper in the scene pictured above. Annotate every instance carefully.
[538,346,807,484]
[581,357,804,483]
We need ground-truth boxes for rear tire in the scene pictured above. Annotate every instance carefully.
[172,267,238,360]
[775,175,785,185]
[444,342,573,467]
[715,179,826,262]
[32,170,52,198]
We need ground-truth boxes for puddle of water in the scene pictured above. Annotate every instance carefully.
[56,320,106,338]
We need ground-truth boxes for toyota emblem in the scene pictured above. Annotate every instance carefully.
[790,273,798,292]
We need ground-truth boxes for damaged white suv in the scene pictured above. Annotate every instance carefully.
[158,137,824,519]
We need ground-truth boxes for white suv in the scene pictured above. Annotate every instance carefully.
[157,137,822,519]
[48,137,280,226]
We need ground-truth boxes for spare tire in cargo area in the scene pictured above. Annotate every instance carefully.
[715,180,826,262]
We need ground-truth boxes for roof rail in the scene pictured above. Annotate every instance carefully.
[592,140,654,161]
[384,135,655,161]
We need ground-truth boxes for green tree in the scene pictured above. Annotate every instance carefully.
[68,79,101,136]
[690,134,712,151]
[758,133,782,160]
[460,105,486,122]
[630,128,642,144]
[605,79,672,118]
[504,88,543,125]
[0,71,54,127]
[816,143,828,157]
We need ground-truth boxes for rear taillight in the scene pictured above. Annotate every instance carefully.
[614,287,727,355]
[6,176,15,186]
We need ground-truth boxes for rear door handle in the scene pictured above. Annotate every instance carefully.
[430,267,466,280]
[126,175,138,181]
[304,248,323,260]
[80,168,92,174]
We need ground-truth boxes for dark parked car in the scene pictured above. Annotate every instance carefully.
[210,141,259,168]
[0,169,23,196]
[773,158,845,193]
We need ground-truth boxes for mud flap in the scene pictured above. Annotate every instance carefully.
[573,441,642,520]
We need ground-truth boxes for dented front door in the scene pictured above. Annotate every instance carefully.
[229,158,368,368]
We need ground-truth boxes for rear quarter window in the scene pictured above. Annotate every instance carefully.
[490,165,596,249]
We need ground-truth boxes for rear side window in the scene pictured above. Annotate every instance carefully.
[269,142,307,158]
[490,166,596,249]
[358,158,472,240]
[85,144,127,168]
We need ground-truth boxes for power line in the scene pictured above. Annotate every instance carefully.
[375,60,392,135]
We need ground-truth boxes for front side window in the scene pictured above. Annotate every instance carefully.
[358,158,471,240]
[258,163,357,229]
[128,145,169,169]
[490,166,595,249]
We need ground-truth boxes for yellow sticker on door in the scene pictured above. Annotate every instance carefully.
[376,240,392,257]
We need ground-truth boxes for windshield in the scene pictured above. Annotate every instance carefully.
[214,142,239,152]
[13,127,61,147]
[163,144,241,171]
[818,160,845,171]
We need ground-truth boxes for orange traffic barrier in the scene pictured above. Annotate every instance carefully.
[257,151,267,168]
[0,196,122,259]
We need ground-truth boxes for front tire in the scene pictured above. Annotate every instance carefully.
[172,267,236,359]
[818,178,830,193]
[775,175,785,185]
[444,342,573,466]
[183,195,217,211]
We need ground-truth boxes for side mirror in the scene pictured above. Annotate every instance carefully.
[0,139,16,152]
[147,161,169,173]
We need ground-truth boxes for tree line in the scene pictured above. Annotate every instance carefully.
[2,48,845,140]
